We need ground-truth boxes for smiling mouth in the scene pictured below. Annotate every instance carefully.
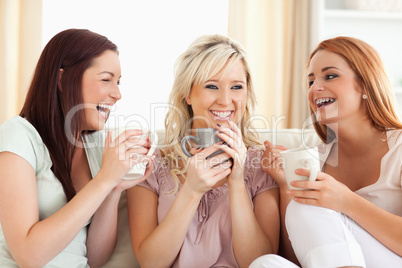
[210,110,233,121]
[96,103,112,119]
[315,98,336,108]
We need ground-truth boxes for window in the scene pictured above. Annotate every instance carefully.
[42,0,229,130]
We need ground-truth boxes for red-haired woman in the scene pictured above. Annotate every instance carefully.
[253,36,402,267]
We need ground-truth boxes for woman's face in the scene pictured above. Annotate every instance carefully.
[185,60,248,129]
[81,50,122,131]
[307,49,366,126]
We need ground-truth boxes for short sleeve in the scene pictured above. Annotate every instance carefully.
[0,116,43,171]
[136,149,164,195]
[244,149,278,197]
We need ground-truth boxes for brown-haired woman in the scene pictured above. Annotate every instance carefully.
[0,29,153,267]
[253,36,402,267]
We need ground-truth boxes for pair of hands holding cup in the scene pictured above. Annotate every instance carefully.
[100,127,158,192]
[262,141,354,213]
[182,121,247,195]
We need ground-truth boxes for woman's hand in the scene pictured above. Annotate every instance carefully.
[99,130,154,188]
[288,169,355,214]
[261,140,287,187]
[185,144,233,196]
[216,120,247,184]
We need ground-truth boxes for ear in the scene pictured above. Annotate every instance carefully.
[58,68,64,91]
[185,95,191,105]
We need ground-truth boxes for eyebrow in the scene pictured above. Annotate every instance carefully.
[98,71,122,79]
[98,71,115,76]
[308,66,340,77]
[205,79,246,84]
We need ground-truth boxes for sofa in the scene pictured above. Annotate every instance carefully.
[102,128,321,268]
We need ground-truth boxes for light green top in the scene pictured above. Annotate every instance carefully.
[0,116,104,267]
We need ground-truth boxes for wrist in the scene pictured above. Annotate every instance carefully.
[228,179,246,191]
[181,181,204,201]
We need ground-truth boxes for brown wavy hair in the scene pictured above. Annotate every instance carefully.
[306,36,402,143]
[20,29,118,201]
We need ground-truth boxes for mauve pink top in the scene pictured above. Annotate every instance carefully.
[137,148,278,267]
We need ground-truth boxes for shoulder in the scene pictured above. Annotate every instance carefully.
[244,148,278,196]
[137,149,172,194]
[0,116,41,140]
[0,116,45,170]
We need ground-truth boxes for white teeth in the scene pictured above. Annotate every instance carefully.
[98,103,113,110]
[211,111,231,118]
[97,103,113,119]
[315,98,335,106]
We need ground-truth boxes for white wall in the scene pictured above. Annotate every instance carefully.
[42,0,228,130]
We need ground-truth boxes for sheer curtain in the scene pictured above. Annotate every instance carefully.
[228,0,312,129]
[0,0,42,124]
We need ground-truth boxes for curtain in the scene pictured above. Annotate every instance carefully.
[228,0,312,129]
[0,0,42,124]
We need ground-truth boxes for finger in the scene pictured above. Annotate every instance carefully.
[105,130,113,148]
[116,129,146,144]
[200,142,227,157]
[127,147,149,158]
[217,123,241,147]
[290,180,319,190]
[125,138,151,149]
[213,142,236,160]
[209,164,232,180]
[211,157,233,169]
[264,140,287,151]
[227,118,241,136]
[189,146,203,156]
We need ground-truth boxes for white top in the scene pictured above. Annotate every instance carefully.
[318,129,402,216]
[0,116,104,267]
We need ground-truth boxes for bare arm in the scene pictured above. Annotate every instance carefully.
[0,152,119,267]
[346,193,402,256]
[127,184,202,267]
[127,145,232,267]
[292,170,402,256]
[0,130,152,267]
[260,140,299,264]
[230,185,280,268]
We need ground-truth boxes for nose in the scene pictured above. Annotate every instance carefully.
[217,88,231,106]
[111,84,122,101]
[310,79,325,92]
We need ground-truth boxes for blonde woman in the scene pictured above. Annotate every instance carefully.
[253,36,402,267]
[127,34,280,267]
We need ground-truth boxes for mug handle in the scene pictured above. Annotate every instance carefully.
[302,158,318,181]
[181,135,199,157]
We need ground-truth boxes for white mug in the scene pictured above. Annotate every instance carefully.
[280,146,319,190]
[107,127,158,180]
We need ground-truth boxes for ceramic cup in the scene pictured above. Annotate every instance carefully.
[181,128,224,158]
[280,146,319,190]
[108,127,158,180]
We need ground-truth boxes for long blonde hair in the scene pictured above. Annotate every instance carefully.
[306,36,402,143]
[162,34,261,193]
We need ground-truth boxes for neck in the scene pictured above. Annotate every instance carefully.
[328,120,385,156]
